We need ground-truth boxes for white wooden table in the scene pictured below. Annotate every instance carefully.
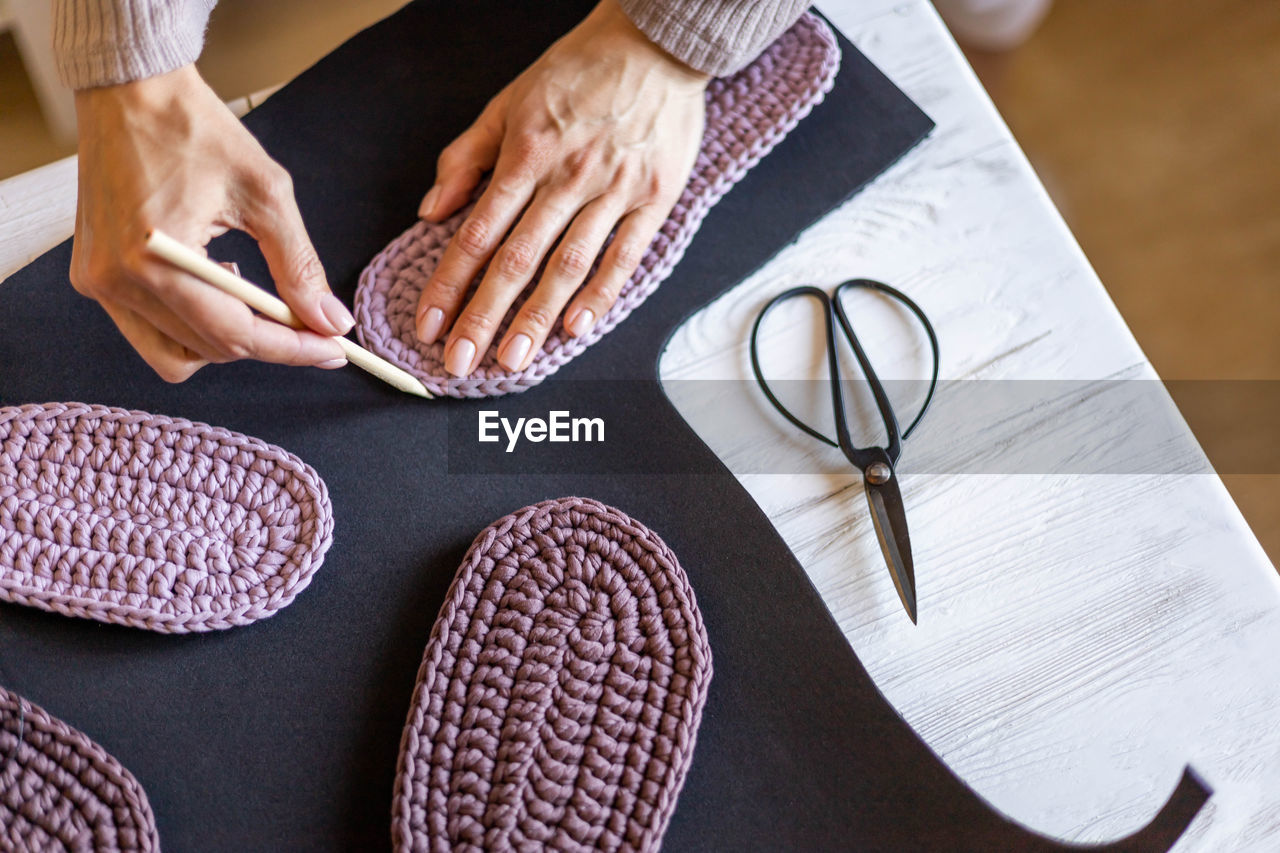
[2,2,1277,850]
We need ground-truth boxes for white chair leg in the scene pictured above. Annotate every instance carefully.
[9,0,78,145]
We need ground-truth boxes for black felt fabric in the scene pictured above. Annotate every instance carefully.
[0,2,1206,850]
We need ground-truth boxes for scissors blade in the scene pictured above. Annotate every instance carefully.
[864,476,918,624]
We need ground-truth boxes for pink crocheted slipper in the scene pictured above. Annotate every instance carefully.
[392,497,712,852]
[0,402,334,633]
[355,12,840,398]
[1,686,159,851]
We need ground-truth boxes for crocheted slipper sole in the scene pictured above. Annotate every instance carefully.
[1,686,159,852]
[355,12,840,398]
[0,402,334,633]
[392,497,712,852]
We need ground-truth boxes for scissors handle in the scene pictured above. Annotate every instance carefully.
[749,279,940,471]
[832,278,940,448]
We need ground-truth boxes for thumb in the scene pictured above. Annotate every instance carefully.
[420,92,506,221]
[242,168,353,337]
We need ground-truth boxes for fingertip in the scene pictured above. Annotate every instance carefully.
[565,307,596,338]
[444,336,477,377]
[418,185,442,220]
[424,181,476,223]
[321,293,356,336]
[416,305,445,344]
[497,332,533,372]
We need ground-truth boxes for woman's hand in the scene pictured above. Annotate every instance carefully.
[415,0,710,376]
[70,65,352,382]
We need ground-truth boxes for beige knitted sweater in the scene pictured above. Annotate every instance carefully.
[53,0,809,90]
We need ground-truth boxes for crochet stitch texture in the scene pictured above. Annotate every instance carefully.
[0,402,334,633]
[392,497,712,852]
[355,12,840,397]
[1,686,159,852]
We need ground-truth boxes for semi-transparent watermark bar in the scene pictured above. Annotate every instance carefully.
[443,380,1279,475]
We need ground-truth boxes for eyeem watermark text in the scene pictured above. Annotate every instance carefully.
[478,410,605,453]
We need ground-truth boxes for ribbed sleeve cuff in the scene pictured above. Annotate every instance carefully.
[53,0,216,89]
[616,0,810,76]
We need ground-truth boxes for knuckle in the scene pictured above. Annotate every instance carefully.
[517,303,556,331]
[69,270,91,297]
[225,341,256,362]
[611,240,645,273]
[648,172,676,202]
[556,241,595,277]
[494,237,539,277]
[276,337,306,366]
[155,365,185,383]
[560,149,597,187]
[211,328,256,361]
[453,216,494,257]
[273,167,295,195]
[73,256,113,297]
[154,358,201,384]
[451,310,495,340]
[509,130,546,165]
[437,144,463,173]
[288,247,326,286]
[491,171,530,199]
[612,159,639,187]
[251,164,293,205]
[426,275,467,305]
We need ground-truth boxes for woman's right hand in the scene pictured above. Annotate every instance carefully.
[70,64,352,382]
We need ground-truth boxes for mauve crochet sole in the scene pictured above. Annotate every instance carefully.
[1,686,158,852]
[0,402,334,633]
[355,12,840,398]
[393,497,711,852]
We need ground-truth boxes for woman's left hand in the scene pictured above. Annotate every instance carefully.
[414,0,710,376]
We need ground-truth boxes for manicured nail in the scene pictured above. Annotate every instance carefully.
[316,357,347,370]
[498,333,532,371]
[417,306,445,343]
[445,337,476,377]
[321,294,356,335]
[566,308,595,337]
[419,185,441,219]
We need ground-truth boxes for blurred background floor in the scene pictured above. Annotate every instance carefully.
[0,0,1275,560]
[986,0,1279,563]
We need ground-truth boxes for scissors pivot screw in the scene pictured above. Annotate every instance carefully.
[866,462,893,485]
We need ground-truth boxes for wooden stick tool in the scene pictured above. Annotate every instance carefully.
[145,229,431,399]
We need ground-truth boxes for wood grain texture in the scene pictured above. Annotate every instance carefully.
[0,156,75,280]
[661,1,1280,850]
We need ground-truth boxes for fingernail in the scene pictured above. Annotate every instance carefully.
[419,185,441,220]
[220,261,241,277]
[316,357,347,370]
[322,294,356,335]
[445,337,476,377]
[566,308,595,337]
[417,306,445,343]
[498,333,532,371]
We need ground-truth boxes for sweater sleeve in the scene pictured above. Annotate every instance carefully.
[53,0,217,89]
[616,0,810,76]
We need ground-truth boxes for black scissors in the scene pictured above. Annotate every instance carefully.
[749,279,940,623]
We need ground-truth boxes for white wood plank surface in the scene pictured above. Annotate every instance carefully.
[0,156,77,278]
[1,2,1276,850]
[661,2,1280,850]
